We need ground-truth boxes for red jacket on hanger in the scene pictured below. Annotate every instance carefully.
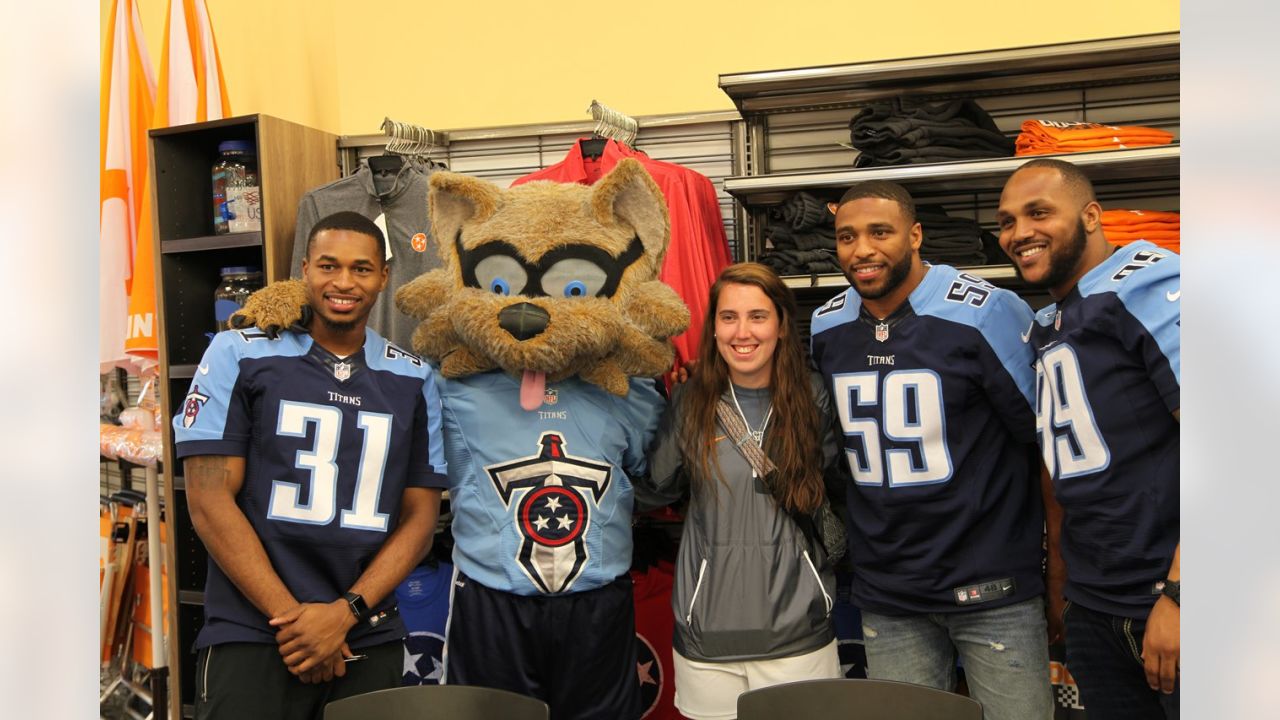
[513,139,731,370]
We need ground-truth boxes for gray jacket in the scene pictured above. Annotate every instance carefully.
[639,371,845,662]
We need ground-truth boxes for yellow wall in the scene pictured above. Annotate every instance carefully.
[109,0,1179,135]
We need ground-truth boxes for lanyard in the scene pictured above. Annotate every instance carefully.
[729,384,773,449]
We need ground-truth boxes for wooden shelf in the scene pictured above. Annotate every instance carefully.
[723,146,1179,206]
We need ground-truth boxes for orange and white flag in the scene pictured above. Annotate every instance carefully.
[123,0,231,366]
[100,0,155,373]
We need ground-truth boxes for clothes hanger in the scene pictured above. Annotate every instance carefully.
[580,100,639,159]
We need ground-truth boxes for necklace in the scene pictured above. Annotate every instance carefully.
[729,383,773,448]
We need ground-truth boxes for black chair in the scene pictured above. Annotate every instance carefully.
[324,685,549,720]
[737,678,983,720]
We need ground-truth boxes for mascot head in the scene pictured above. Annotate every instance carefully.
[395,158,689,409]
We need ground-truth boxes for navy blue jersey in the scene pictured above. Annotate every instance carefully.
[810,265,1043,615]
[173,328,448,649]
[1030,241,1179,619]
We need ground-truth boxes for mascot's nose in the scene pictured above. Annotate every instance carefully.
[498,302,550,341]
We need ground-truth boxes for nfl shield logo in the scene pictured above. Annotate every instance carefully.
[543,388,558,406]
[875,323,889,343]
[334,362,352,381]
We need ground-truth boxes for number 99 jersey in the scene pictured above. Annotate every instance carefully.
[172,328,448,650]
[810,264,1043,615]
[1029,241,1179,619]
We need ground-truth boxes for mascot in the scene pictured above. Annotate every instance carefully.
[233,158,689,719]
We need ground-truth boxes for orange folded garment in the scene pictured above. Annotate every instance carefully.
[1016,120,1174,156]
[1101,209,1180,227]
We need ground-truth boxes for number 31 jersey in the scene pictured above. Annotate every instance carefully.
[810,264,1042,615]
[172,328,448,649]
[1030,241,1179,619]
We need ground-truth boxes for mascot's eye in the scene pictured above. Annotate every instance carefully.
[473,255,528,296]
[542,259,608,299]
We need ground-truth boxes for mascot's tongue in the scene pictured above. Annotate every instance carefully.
[520,369,547,411]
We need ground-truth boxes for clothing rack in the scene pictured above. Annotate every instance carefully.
[380,116,448,156]
[587,100,639,146]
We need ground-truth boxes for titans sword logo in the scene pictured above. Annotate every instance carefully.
[485,433,612,593]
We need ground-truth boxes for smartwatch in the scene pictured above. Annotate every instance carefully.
[1159,579,1180,607]
[343,592,370,623]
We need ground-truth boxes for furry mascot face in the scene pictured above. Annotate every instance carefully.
[395,158,689,409]
[229,158,689,409]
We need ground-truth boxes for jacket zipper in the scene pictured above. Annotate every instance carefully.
[802,551,833,614]
[685,559,708,624]
[201,645,214,702]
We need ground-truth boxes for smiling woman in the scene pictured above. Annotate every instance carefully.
[637,262,847,720]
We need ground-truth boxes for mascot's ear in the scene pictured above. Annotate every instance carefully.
[590,158,670,268]
[428,172,504,260]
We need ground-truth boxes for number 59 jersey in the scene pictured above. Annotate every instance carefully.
[810,264,1043,615]
[172,328,448,650]
[1030,241,1180,619]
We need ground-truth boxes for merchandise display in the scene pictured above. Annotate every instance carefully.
[212,265,263,332]
[1102,209,1180,253]
[1015,119,1174,156]
[849,98,1014,168]
[211,140,259,234]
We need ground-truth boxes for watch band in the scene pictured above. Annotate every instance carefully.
[1159,579,1180,607]
[343,592,369,623]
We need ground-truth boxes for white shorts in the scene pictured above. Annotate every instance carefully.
[672,640,841,720]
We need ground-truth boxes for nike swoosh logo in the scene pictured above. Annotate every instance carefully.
[1020,321,1033,344]
[198,364,210,375]
[1167,289,1181,302]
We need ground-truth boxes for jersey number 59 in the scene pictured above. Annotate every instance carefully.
[831,371,954,487]
[268,400,394,532]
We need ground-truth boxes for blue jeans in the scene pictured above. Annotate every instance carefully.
[860,597,1052,720]
[1063,601,1179,719]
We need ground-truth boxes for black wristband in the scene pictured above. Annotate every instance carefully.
[1159,579,1180,607]
[343,592,369,623]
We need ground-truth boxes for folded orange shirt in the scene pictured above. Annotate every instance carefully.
[1109,236,1180,254]
[1016,120,1175,156]
[1101,209,1180,227]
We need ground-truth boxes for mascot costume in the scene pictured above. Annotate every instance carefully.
[233,158,689,719]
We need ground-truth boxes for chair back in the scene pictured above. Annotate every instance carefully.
[737,678,982,720]
[324,684,550,720]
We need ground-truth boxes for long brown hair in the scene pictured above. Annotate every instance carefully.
[677,263,825,514]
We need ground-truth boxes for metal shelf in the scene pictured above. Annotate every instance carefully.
[719,33,1179,114]
[723,146,1179,206]
[161,231,263,254]
[781,264,1016,291]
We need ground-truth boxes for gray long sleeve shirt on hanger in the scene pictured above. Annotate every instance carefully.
[291,163,441,349]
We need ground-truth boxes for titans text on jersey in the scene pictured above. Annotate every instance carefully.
[810,264,1043,614]
[173,328,448,649]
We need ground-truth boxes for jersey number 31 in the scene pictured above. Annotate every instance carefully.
[268,400,393,532]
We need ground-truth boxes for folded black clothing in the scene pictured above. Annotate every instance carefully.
[759,247,842,276]
[793,230,835,251]
[852,118,1013,154]
[921,249,989,266]
[851,98,1005,135]
[854,144,1011,168]
[779,191,831,232]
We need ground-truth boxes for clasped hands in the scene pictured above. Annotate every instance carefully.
[269,600,360,684]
